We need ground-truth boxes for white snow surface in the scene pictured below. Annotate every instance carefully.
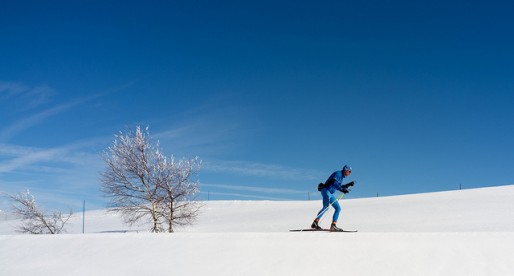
[1,185,514,275]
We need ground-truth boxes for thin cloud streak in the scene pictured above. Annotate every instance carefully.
[152,95,259,156]
[0,101,78,142]
[0,147,65,173]
[0,81,55,110]
[0,143,39,156]
[203,160,320,181]
[199,191,288,201]
[202,183,308,195]
[0,83,130,143]
[154,120,245,155]
[0,82,29,97]
[0,138,104,174]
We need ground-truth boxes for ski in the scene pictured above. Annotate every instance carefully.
[289,229,357,233]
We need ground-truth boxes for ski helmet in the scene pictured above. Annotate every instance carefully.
[342,165,352,172]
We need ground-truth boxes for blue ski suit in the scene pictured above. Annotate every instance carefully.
[316,170,347,222]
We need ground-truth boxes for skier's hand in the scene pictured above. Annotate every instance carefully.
[341,182,355,191]
[341,188,350,194]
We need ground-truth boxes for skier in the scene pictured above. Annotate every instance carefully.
[311,165,354,231]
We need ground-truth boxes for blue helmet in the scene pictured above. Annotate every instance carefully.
[342,165,352,172]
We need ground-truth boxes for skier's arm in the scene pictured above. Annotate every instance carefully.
[344,181,355,187]
[340,181,356,194]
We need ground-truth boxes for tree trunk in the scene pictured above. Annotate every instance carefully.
[151,203,161,233]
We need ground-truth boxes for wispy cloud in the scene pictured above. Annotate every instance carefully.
[151,94,261,156]
[202,183,308,195]
[203,159,320,181]
[0,147,65,173]
[0,81,135,143]
[198,191,289,200]
[0,138,104,174]
[0,81,55,110]
[0,139,107,211]
[0,82,27,97]
[0,143,38,157]
[0,101,79,143]
[154,117,245,155]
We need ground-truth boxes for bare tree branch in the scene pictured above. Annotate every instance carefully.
[7,190,72,234]
[100,126,202,233]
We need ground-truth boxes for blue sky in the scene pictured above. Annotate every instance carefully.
[1,0,514,211]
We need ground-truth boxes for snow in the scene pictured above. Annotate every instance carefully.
[1,185,514,275]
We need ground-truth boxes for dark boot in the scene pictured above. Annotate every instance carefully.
[330,222,343,232]
[311,219,322,230]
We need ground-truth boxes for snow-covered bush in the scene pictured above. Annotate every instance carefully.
[8,190,72,234]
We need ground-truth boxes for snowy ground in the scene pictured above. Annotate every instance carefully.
[1,185,514,275]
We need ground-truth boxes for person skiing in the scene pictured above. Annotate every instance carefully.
[311,164,354,231]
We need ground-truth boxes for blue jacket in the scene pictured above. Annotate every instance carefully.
[323,170,346,194]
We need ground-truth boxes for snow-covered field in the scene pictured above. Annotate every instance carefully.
[1,185,514,275]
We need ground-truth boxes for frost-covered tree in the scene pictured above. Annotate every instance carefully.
[8,190,72,234]
[101,126,202,233]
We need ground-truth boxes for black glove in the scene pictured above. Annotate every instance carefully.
[340,181,355,194]
[341,182,355,190]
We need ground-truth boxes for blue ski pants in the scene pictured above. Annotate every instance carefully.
[316,188,341,222]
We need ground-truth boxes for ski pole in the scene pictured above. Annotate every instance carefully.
[317,192,345,224]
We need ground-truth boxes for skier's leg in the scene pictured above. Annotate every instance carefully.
[316,189,330,220]
[331,195,341,222]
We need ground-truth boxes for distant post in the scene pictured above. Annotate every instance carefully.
[82,200,85,234]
